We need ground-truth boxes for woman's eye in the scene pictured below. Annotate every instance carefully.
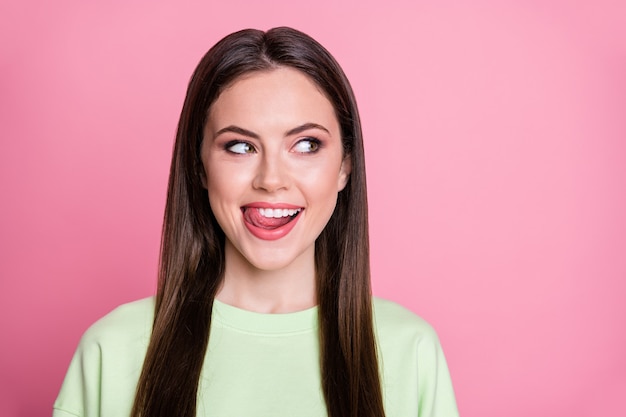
[226,142,255,154]
[293,138,321,153]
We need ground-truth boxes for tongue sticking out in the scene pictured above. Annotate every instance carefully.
[244,208,296,229]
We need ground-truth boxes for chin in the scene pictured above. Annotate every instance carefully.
[243,250,306,272]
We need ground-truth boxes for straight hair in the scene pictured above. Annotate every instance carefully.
[131,27,385,417]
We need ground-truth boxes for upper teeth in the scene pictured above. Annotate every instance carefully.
[258,208,301,218]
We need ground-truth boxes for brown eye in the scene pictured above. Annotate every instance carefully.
[226,142,256,154]
[293,138,321,153]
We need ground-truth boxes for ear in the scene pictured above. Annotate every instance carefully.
[337,155,352,191]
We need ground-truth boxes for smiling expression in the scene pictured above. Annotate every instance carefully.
[200,67,351,273]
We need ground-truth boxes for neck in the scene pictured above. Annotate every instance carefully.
[216,241,317,313]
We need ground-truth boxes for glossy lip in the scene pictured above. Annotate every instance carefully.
[242,202,304,241]
[244,202,303,209]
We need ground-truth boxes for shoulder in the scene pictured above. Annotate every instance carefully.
[372,297,438,340]
[78,297,155,351]
[372,297,444,355]
[372,298,460,416]
[54,297,155,416]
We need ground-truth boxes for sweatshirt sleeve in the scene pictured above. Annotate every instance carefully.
[416,326,460,417]
[53,335,103,417]
[372,297,459,416]
[52,298,153,417]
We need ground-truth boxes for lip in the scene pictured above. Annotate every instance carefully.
[244,202,303,210]
[242,202,304,241]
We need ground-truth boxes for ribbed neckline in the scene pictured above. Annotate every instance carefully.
[212,299,319,335]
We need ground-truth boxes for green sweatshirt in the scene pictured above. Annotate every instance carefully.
[54,297,459,416]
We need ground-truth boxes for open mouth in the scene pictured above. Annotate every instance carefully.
[242,207,303,230]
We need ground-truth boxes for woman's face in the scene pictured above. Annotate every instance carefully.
[200,67,351,273]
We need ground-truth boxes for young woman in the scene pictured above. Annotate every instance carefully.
[54,27,459,417]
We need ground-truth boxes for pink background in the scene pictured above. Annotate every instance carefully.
[1,1,625,416]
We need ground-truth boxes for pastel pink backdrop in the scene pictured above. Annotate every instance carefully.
[1,1,624,416]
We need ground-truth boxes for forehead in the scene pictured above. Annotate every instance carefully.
[206,67,339,131]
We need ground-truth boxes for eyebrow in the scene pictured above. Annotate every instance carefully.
[286,122,331,136]
[214,125,260,139]
[213,122,330,140]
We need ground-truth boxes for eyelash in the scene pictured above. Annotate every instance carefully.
[224,141,255,154]
[224,138,322,155]
[293,137,322,153]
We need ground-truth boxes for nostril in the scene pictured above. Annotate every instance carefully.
[252,166,290,192]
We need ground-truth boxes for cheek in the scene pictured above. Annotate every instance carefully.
[205,161,256,221]
[206,165,237,207]
[206,159,247,191]
[299,164,344,201]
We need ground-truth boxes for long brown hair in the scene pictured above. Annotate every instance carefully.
[131,27,384,417]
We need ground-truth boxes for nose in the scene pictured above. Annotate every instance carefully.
[252,152,290,192]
